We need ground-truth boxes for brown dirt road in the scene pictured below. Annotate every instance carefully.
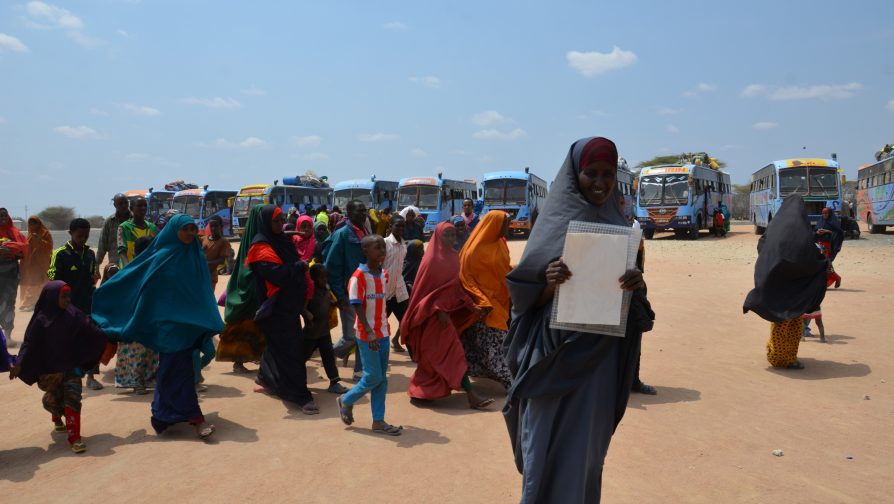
[2,224,892,503]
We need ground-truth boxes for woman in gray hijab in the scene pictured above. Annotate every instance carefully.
[503,137,653,503]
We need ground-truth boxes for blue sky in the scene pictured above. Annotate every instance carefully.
[1,0,893,217]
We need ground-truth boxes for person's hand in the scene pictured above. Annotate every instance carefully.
[545,259,572,285]
[817,229,831,235]
[368,337,380,352]
[619,269,645,291]
[436,310,449,326]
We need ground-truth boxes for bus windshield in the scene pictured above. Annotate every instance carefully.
[399,185,439,210]
[176,196,202,219]
[233,195,265,217]
[484,179,527,206]
[203,193,230,218]
[150,193,173,216]
[638,174,689,206]
[779,168,808,196]
[808,168,839,197]
[334,189,372,210]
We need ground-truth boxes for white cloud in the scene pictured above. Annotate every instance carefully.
[359,132,400,142]
[241,86,266,96]
[303,152,329,161]
[180,97,242,109]
[122,103,161,117]
[88,107,108,116]
[54,125,102,139]
[25,2,101,47]
[742,82,862,101]
[657,107,681,116]
[752,121,779,130]
[566,46,637,77]
[472,110,508,126]
[117,29,129,38]
[473,128,526,141]
[411,148,426,157]
[201,136,268,149]
[666,124,679,134]
[383,21,408,31]
[409,75,441,89]
[0,33,29,52]
[886,99,894,111]
[683,82,716,97]
[26,2,83,30]
[238,137,267,148]
[293,135,323,147]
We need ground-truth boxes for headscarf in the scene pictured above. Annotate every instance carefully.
[329,211,344,231]
[507,137,627,316]
[459,211,511,331]
[291,215,316,262]
[91,214,224,353]
[743,195,828,322]
[402,222,477,344]
[399,205,421,219]
[252,205,299,264]
[314,220,330,241]
[15,281,107,385]
[0,208,27,257]
[403,239,424,288]
[224,205,264,324]
[451,215,468,250]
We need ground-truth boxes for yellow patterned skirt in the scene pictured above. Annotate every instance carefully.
[766,318,804,367]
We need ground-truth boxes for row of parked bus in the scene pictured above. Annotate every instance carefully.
[123,150,877,242]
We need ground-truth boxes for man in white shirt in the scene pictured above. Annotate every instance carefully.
[382,215,409,352]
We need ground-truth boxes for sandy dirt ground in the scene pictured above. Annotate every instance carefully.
[1,223,892,503]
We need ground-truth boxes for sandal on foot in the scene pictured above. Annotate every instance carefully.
[336,396,354,426]
[196,423,215,439]
[233,362,249,374]
[786,360,805,370]
[633,382,658,395]
[53,420,66,433]
[391,338,405,353]
[471,398,495,410]
[300,401,321,415]
[70,440,87,454]
[86,378,104,390]
[327,382,349,394]
[372,423,403,436]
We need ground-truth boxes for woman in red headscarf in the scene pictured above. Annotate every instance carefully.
[0,207,28,336]
[401,221,494,409]
[19,216,54,311]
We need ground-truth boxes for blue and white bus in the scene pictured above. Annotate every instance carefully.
[397,175,477,238]
[635,164,732,239]
[750,158,842,234]
[332,177,398,211]
[617,164,635,224]
[481,168,548,237]
[124,188,175,223]
[232,180,332,237]
[173,187,238,236]
[856,155,894,233]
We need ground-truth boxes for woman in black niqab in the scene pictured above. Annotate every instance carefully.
[744,195,828,368]
[503,137,652,503]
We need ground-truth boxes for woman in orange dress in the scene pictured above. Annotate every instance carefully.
[19,216,54,311]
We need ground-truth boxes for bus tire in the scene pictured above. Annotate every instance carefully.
[674,229,687,239]
[521,229,531,239]
[643,229,655,240]
[688,225,700,240]
[867,214,883,234]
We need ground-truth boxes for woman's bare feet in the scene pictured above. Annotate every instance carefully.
[467,390,495,410]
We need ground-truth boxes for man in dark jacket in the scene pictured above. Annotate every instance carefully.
[324,200,368,380]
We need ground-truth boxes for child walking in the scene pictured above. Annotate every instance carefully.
[336,235,402,436]
[302,263,348,394]
[10,281,107,453]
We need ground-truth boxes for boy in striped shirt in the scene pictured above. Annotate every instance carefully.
[336,235,402,436]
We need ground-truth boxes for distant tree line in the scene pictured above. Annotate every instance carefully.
[36,206,104,230]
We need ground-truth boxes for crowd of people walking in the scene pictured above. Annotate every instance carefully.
[0,134,852,503]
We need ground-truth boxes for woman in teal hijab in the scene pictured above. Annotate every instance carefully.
[92,214,223,439]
